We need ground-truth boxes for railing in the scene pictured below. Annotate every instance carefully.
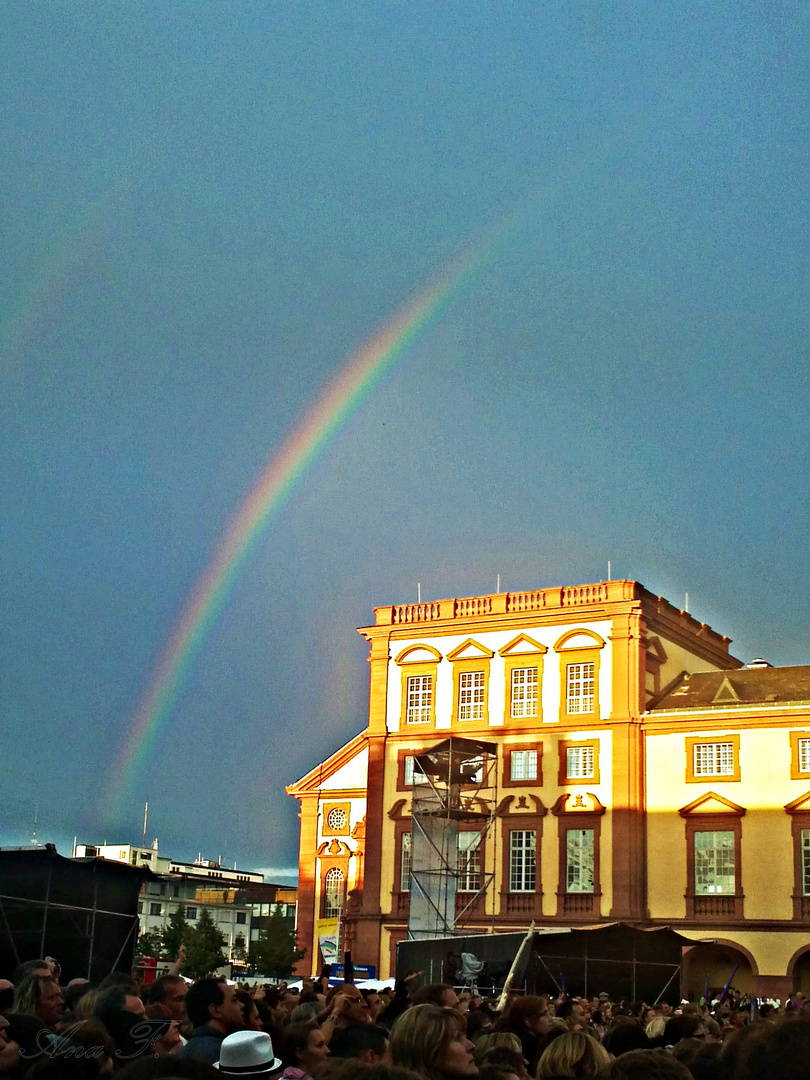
[503,892,540,915]
[562,893,596,916]
[378,581,632,625]
[394,892,410,916]
[456,892,484,918]
[693,895,739,918]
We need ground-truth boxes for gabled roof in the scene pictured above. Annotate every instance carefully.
[285,731,368,797]
[648,665,810,711]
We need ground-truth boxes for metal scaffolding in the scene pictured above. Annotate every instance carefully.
[407,737,497,940]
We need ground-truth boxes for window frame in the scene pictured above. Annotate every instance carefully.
[396,749,431,791]
[395,646,441,729]
[558,739,600,786]
[499,636,547,724]
[322,801,352,836]
[448,641,494,729]
[683,812,744,919]
[507,829,538,893]
[555,632,604,723]
[552,795,604,918]
[785,798,810,920]
[685,735,741,783]
[790,732,810,780]
[322,866,345,918]
[502,743,543,788]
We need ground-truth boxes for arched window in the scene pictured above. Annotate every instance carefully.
[323,867,345,917]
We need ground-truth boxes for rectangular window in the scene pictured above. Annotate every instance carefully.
[511,667,538,718]
[802,830,810,896]
[137,902,143,914]
[400,832,412,892]
[509,831,536,892]
[566,745,595,780]
[236,911,247,924]
[403,755,428,786]
[457,833,482,892]
[149,902,162,916]
[566,663,595,714]
[800,740,810,774]
[406,676,433,724]
[172,885,180,897]
[566,829,595,893]
[694,742,735,777]
[186,906,197,920]
[458,671,485,721]
[694,830,735,894]
[510,749,538,782]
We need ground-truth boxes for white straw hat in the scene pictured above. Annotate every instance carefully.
[215,1030,282,1073]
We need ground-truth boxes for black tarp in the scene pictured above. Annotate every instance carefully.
[397,923,694,1004]
[0,845,154,982]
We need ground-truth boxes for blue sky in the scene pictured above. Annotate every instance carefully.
[2,0,808,880]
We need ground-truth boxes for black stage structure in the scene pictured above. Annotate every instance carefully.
[0,845,154,982]
[397,923,695,1004]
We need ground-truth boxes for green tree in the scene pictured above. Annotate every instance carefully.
[248,907,305,978]
[184,908,228,976]
[136,928,163,958]
[161,904,189,960]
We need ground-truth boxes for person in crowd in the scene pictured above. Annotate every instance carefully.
[116,1058,220,1078]
[600,1049,694,1080]
[330,1023,391,1065]
[504,996,552,1074]
[177,978,246,1064]
[215,1030,282,1078]
[0,983,14,1018]
[12,959,56,986]
[146,975,189,1030]
[0,1014,20,1078]
[11,973,64,1030]
[555,1002,587,1033]
[279,1021,331,1080]
[602,1022,651,1057]
[475,1046,530,1080]
[472,1032,522,1065]
[535,1031,609,1080]
[320,984,372,1038]
[290,1001,322,1024]
[389,1003,478,1080]
[236,990,265,1032]
[364,992,385,1023]
[662,1012,707,1048]
[412,986,460,1010]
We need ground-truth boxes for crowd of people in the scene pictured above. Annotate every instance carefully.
[1,955,809,1080]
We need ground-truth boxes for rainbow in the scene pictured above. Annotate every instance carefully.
[103,240,490,817]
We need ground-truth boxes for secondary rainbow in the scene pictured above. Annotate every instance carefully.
[103,242,487,817]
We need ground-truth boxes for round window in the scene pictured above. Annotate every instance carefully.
[327,807,347,830]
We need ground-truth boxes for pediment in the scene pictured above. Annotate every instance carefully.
[645,635,668,666]
[394,643,442,665]
[447,638,495,662]
[498,634,548,658]
[316,839,352,858]
[286,733,368,796]
[679,791,746,817]
[554,628,606,651]
[388,799,410,821]
[712,677,740,704]
[496,793,547,817]
[552,792,605,816]
[785,791,810,814]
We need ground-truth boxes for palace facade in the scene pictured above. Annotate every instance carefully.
[287,579,810,997]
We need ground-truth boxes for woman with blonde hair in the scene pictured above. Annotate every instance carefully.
[473,1032,523,1065]
[390,1004,478,1080]
[535,1031,609,1080]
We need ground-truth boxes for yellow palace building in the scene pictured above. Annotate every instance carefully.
[287,579,810,997]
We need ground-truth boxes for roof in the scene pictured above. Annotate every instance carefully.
[649,665,810,711]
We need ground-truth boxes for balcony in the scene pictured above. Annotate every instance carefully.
[687,894,743,920]
[456,892,484,919]
[561,892,597,917]
[503,892,541,916]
